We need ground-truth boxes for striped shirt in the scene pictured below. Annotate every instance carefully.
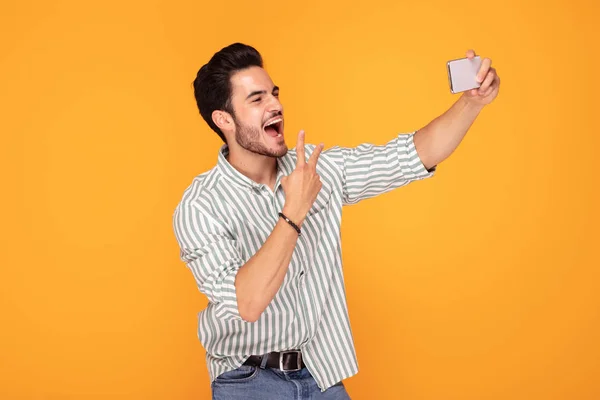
[172,132,435,391]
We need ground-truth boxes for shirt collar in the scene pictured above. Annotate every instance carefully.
[217,144,288,191]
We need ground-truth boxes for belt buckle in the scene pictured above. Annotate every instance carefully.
[279,350,302,372]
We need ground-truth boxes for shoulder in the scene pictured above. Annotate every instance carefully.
[174,166,222,215]
[285,144,342,167]
[291,144,345,190]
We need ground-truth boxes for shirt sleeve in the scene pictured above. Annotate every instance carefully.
[324,132,436,205]
[172,200,244,322]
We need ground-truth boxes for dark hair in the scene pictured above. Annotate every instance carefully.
[193,43,264,143]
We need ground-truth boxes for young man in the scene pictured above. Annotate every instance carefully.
[173,43,500,399]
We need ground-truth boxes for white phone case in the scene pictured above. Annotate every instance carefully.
[447,56,481,94]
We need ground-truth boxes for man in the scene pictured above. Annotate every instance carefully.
[173,43,500,399]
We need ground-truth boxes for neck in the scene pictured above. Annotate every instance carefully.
[226,145,278,189]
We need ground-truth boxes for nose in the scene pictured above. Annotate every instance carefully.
[266,93,283,114]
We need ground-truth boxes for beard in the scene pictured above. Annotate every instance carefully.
[233,116,287,158]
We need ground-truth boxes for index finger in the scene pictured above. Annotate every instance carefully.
[476,58,492,83]
[296,130,306,166]
[308,143,325,167]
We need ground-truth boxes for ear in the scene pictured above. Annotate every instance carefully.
[212,110,234,132]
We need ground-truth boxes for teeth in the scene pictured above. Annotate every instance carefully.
[265,118,282,128]
[277,133,282,137]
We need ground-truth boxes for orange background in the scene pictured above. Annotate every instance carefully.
[1,0,599,399]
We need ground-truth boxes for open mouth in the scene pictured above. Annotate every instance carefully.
[263,117,283,138]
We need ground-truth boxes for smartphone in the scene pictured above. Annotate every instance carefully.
[447,56,481,94]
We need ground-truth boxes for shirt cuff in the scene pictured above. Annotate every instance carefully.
[213,268,243,322]
[401,132,437,178]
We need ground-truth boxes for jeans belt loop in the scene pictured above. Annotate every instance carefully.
[259,353,269,369]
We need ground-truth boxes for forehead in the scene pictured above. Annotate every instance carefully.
[230,66,275,98]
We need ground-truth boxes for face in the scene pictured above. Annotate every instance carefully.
[227,66,287,158]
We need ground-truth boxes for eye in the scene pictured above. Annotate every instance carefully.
[253,97,262,103]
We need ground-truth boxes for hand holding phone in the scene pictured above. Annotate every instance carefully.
[447,56,482,94]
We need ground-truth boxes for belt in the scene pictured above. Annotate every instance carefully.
[243,350,305,372]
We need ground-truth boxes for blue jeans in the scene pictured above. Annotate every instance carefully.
[211,364,351,399]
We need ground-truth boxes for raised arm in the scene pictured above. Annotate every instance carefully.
[414,49,501,169]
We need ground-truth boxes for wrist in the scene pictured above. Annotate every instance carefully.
[460,92,486,112]
[278,212,302,236]
[281,206,305,227]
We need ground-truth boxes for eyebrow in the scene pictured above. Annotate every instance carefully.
[246,85,279,100]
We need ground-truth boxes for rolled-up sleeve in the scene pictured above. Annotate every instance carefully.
[325,132,436,205]
[173,201,244,322]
